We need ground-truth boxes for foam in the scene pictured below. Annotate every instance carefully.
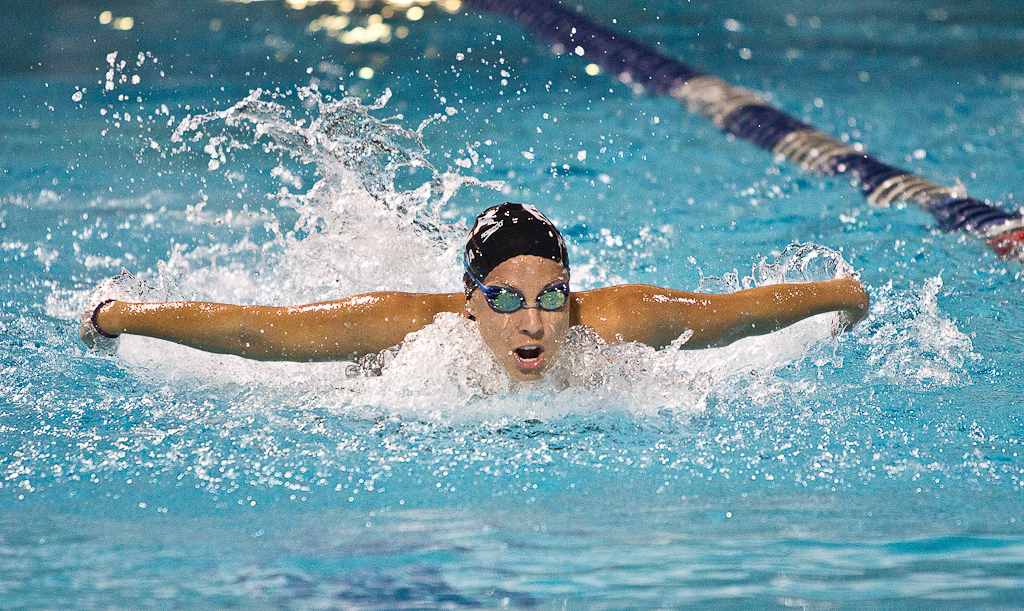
[67,89,980,422]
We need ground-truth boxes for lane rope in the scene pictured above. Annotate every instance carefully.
[463,0,1024,262]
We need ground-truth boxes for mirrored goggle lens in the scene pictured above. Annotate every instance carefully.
[537,285,568,310]
[488,289,524,313]
[483,284,569,313]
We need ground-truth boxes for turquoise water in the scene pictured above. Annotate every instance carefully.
[2,0,1023,608]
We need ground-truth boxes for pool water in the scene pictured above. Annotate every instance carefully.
[2,0,1023,608]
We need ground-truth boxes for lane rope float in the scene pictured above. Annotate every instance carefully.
[462,0,1024,263]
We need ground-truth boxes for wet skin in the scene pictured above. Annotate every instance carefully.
[466,255,570,381]
[84,260,869,373]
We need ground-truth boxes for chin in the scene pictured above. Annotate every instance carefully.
[509,369,546,382]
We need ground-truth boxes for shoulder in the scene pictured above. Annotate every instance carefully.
[569,284,703,345]
[570,284,707,315]
[571,284,649,313]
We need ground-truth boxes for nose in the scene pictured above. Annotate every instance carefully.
[517,304,544,337]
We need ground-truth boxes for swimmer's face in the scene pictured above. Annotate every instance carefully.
[468,255,570,381]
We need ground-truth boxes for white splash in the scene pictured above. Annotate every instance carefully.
[166,86,502,303]
[69,86,979,421]
[864,275,980,387]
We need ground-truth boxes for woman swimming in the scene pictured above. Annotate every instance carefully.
[80,202,870,381]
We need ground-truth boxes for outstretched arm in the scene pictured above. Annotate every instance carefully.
[572,277,869,349]
[81,292,465,361]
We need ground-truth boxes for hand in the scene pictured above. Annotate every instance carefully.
[80,298,120,356]
[829,278,869,336]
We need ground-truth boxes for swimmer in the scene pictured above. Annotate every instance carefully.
[80,202,869,381]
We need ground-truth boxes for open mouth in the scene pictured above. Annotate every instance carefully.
[513,345,544,368]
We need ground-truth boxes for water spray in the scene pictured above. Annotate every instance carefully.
[463,0,1024,263]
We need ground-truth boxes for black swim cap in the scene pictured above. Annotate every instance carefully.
[464,203,569,292]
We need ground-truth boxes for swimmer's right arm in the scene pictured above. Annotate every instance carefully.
[81,292,466,361]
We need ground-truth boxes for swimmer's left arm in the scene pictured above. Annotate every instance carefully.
[572,277,869,349]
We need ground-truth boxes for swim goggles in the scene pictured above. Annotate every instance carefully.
[464,264,569,314]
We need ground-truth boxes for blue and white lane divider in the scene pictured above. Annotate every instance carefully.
[463,0,1024,263]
